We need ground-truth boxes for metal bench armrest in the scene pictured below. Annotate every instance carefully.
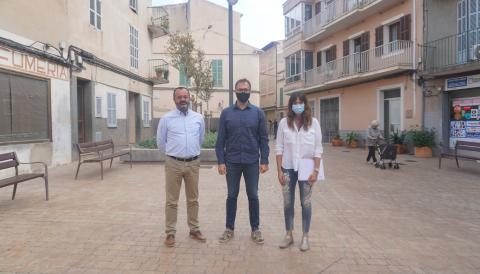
[18,161,48,177]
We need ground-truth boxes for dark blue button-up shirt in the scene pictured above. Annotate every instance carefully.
[215,103,269,165]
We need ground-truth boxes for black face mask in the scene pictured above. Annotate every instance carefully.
[236,92,250,103]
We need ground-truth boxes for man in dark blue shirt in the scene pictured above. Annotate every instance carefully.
[215,78,270,245]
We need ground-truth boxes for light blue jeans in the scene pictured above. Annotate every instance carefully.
[282,168,313,233]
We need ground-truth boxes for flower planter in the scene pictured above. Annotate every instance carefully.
[346,140,358,148]
[331,139,343,146]
[414,146,432,158]
[395,144,407,154]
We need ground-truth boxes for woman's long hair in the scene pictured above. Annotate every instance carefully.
[287,92,312,131]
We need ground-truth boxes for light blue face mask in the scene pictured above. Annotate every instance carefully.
[292,103,305,114]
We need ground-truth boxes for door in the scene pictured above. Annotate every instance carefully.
[320,97,339,143]
[77,83,86,144]
[382,88,401,138]
[353,37,362,73]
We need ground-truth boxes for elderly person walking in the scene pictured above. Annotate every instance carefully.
[366,120,384,164]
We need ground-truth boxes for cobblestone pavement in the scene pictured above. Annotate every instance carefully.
[1,144,480,274]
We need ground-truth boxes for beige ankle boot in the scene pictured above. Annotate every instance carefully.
[279,232,293,249]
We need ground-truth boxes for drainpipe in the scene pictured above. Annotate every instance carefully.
[412,0,417,125]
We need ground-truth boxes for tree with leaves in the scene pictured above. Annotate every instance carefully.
[166,32,215,114]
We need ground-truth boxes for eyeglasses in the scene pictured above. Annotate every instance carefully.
[236,88,250,93]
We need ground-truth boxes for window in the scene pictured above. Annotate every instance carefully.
[90,0,102,30]
[457,0,480,63]
[95,96,102,117]
[129,0,138,12]
[211,59,223,87]
[305,51,313,71]
[130,25,139,69]
[286,51,302,83]
[143,99,151,127]
[107,93,117,127]
[0,72,50,144]
[315,2,321,15]
[179,64,190,86]
[305,4,313,21]
[284,4,302,37]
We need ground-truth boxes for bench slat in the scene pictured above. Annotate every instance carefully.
[79,144,113,153]
[0,153,15,162]
[0,160,18,170]
[0,173,44,188]
[456,141,480,147]
[457,145,480,153]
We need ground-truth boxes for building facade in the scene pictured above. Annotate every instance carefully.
[259,40,288,133]
[282,0,423,143]
[0,0,159,168]
[421,0,480,151]
[151,0,261,119]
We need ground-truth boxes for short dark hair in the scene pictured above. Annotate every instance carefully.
[235,78,251,90]
[173,86,190,98]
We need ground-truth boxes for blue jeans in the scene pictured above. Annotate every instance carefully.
[225,162,260,231]
[282,168,313,233]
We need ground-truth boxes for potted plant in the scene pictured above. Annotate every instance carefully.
[408,128,436,158]
[331,133,343,146]
[390,130,407,154]
[345,131,359,148]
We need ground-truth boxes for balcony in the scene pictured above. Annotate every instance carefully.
[303,0,403,43]
[148,7,169,38]
[422,29,480,76]
[149,59,169,84]
[304,40,413,90]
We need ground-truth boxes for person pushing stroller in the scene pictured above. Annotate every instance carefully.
[366,120,384,164]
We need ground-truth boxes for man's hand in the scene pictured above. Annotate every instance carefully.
[259,164,269,174]
[218,164,226,175]
[308,171,318,184]
[278,171,286,186]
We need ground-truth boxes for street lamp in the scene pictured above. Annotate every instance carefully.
[227,0,238,106]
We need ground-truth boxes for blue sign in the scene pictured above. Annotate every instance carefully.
[447,77,468,89]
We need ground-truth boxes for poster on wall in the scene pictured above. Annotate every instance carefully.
[450,97,480,148]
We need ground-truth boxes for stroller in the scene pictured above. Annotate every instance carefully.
[374,139,400,170]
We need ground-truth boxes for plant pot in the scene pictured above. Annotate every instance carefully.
[395,144,407,154]
[414,146,432,158]
[331,139,343,146]
[347,140,358,148]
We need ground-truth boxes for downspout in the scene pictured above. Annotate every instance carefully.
[412,0,417,125]
[275,42,278,119]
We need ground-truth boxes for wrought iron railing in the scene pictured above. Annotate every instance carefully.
[149,59,169,84]
[422,29,480,73]
[305,40,413,87]
[304,0,377,38]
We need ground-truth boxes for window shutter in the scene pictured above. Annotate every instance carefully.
[331,45,337,60]
[316,51,322,67]
[315,2,321,15]
[400,14,411,40]
[360,32,370,52]
[343,40,350,56]
[375,26,384,47]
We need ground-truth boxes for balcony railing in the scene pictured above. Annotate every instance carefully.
[305,40,413,87]
[423,29,480,74]
[149,59,169,84]
[148,7,169,38]
[304,0,376,38]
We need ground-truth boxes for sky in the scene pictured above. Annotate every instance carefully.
[152,0,285,49]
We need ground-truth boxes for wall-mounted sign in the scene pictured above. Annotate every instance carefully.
[0,46,68,80]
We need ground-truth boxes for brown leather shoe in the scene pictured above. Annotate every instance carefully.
[189,230,207,243]
[164,234,175,247]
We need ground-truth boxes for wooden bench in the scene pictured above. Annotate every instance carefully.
[75,140,132,180]
[0,152,49,200]
[439,141,480,168]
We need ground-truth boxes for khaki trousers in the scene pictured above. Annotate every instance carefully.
[165,156,200,235]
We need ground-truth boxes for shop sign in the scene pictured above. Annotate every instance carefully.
[450,97,480,147]
[0,46,68,80]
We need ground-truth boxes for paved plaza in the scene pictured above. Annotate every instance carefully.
[1,145,480,274]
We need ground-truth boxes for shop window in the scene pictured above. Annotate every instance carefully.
[0,72,50,144]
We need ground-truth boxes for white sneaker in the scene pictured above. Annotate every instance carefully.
[299,234,310,252]
[279,234,293,249]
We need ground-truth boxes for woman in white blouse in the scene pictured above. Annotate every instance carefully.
[275,92,323,252]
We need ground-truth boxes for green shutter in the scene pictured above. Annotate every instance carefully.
[212,59,223,87]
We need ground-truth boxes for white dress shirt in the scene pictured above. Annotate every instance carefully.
[276,117,323,171]
[156,109,205,158]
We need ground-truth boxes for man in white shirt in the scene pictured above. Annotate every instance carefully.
[157,87,206,247]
